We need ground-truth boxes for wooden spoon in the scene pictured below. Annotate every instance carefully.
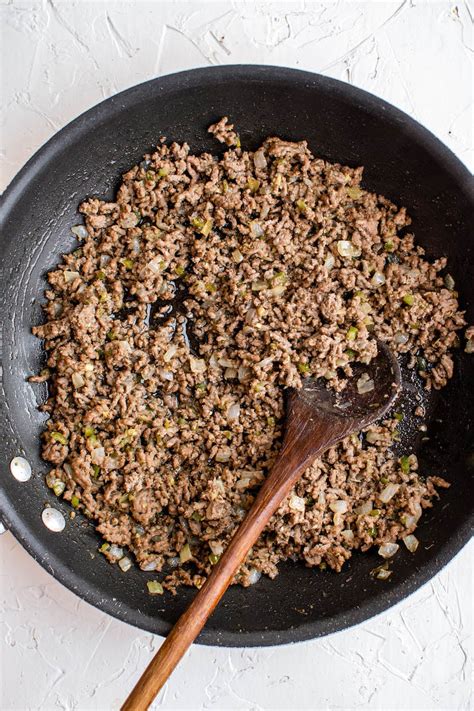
[122,342,401,711]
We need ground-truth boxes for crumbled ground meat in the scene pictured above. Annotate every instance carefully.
[31,119,466,591]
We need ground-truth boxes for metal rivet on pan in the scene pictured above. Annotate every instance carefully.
[42,507,66,533]
[10,457,32,482]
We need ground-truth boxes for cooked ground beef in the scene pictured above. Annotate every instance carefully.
[30,117,467,591]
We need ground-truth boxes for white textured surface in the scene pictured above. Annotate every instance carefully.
[0,1,473,709]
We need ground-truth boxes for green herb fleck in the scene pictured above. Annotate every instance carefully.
[346,186,363,199]
[246,177,260,193]
[399,455,410,473]
[120,258,134,270]
[297,362,310,374]
[346,326,358,341]
[416,355,428,371]
[147,580,164,595]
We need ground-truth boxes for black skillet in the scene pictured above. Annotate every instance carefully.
[0,66,472,647]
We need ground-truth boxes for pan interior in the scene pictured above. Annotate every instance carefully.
[0,66,472,646]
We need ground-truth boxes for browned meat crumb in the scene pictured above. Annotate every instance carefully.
[31,118,463,590]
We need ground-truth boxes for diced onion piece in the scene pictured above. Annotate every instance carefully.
[378,542,400,559]
[71,225,88,239]
[371,271,386,287]
[218,357,234,368]
[147,580,164,595]
[403,534,419,553]
[163,344,177,362]
[247,568,262,585]
[379,483,400,503]
[118,556,132,572]
[147,256,164,274]
[357,373,374,394]
[337,241,361,258]
[245,308,257,324]
[251,280,266,291]
[215,447,231,463]
[341,529,354,542]
[227,403,240,421]
[376,568,392,580]
[394,332,409,344]
[142,560,158,572]
[366,431,379,444]
[72,372,85,388]
[289,494,306,512]
[64,270,80,283]
[253,150,267,169]
[355,501,373,515]
[209,541,224,556]
[190,357,206,373]
[214,478,225,495]
[238,366,250,381]
[347,186,363,199]
[250,221,264,238]
[324,254,335,271]
[236,477,252,490]
[269,285,286,297]
[329,500,348,514]
[224,367,237,379]
[91,447,105,465]
[232,249,244,263]
[109,544,123,559]
[179,543,193,563]
[52,480,65,496]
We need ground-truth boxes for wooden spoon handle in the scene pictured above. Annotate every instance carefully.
[121,403,346,711]
[122,436,320,710]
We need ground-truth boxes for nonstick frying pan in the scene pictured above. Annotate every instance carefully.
[0,66,472,647]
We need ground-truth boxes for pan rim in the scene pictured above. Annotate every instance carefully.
[0,64,473,647]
